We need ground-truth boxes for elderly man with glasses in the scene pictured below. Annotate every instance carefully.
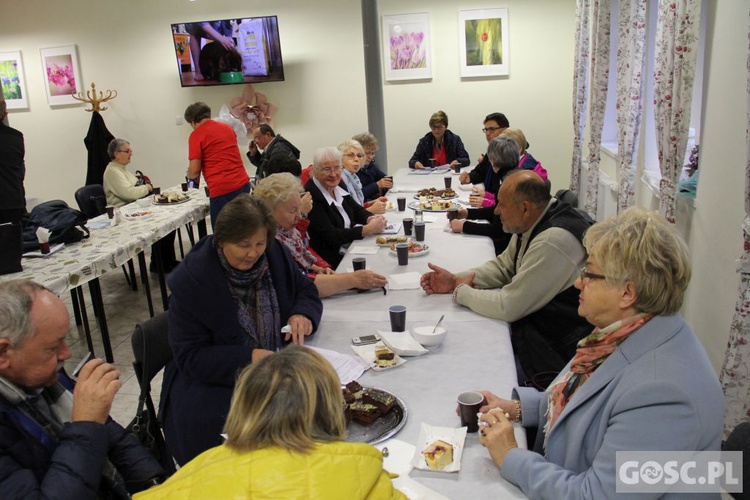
[421,170,594,384]
[304,146,386,268]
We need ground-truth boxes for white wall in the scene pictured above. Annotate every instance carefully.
[1,0,368,206]
[378,0,577,191]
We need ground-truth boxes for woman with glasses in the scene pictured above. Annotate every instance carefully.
[103,138,178,272]
[338,140,388,215]
[138,346,405,499]
[408,110,470,170]
[473,207,723,499]
[352,132,392,201]
[304,147,387,267]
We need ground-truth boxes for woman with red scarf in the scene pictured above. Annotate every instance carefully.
[474,207,723,499]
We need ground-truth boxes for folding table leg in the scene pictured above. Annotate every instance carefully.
[87,278,114,362]
[138,252,155,318]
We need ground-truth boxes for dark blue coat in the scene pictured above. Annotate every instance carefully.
[356,161,388,201]
[408,130,470,169]
[0,372,163,499]
[160,236,322,465]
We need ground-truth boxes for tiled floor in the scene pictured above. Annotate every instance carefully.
[60,253,170,428]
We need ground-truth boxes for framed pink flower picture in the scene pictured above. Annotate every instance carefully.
[458,8,509,78]
[381,13,432,82]
[39,45,83,106]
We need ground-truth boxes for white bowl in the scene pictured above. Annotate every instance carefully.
[411,324,447,347]
[136,197,151,208]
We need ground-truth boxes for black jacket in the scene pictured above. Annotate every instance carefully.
[246,134,301,179]
[0,122,25,211]
[408,130,470,169]
[305,178,372,268]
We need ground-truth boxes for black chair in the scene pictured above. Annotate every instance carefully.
[724,421,750,500]
[74,184,107,219]
[130,311,176,474]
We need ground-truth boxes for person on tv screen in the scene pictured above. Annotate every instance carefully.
[185,21,235,82]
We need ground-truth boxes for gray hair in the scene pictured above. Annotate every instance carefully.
[0,280,49,347]
[487,136,519,174]
[107,138,130,160]
[337,139,364,155]
[352,132,379,151]
[253,172,302,209]
[312,147,343,171]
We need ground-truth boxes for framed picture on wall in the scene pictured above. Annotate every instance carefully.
[458,8,509,77]
[0,51,29,110]
[39,45,83,106]
[381,12,432,82]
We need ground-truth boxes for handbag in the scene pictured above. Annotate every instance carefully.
[134,170,151,186]
[0,222,23,275]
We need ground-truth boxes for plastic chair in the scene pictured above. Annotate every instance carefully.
[74,184,107,219]
[131,311,176,474]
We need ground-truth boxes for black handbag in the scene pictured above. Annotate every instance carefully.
[0,222,23,275]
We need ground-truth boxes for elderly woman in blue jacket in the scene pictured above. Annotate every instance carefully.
[408,110,470,170]
[476,207,723,499]
[160,194,323,466]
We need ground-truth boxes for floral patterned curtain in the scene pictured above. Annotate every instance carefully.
[719,10,750,438]
[615,0,647,213]
[583,0,611,217]
[570,0,591,197]
[653,0,702,223]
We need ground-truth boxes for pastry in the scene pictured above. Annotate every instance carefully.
[422,440,454,470]
[349,401,381,425]
[362,388,395,414]
[374,346,396,367]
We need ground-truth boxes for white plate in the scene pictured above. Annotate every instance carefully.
[152,194,190,205]
[407,201,461,212]
[413,192,458,200]
[411,423,467,473]
[388,242,429,257]
[124,211,154,218]
[350,343,406,371]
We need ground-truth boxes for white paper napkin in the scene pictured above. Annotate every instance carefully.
[348,246,379,255]
[388,272,422,290]
[378,330,429,357]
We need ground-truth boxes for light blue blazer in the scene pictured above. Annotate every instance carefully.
[501,314,724,499]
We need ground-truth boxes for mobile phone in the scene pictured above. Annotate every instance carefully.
[72,352,93,379]
[352,335,381,346]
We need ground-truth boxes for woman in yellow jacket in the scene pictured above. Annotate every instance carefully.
[135,346,405,499]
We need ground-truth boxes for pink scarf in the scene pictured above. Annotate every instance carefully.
[543,313,652,449]
[275,225,317,271]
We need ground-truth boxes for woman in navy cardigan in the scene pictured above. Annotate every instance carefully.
[160,195,323,465]
[408,110,470,169]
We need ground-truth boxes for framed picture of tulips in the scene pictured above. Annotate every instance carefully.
[0,51,29,110]
[382,13,432,82]
[458,8,509,78]
[39,45,83,106]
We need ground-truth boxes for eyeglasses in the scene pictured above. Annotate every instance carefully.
[117,149,133,154]
[364,150,377,157]
[579,266,607,283]
[482,126,502,133]
[430,125,446,131]
[320,166,343,175]
[343,153,365,159]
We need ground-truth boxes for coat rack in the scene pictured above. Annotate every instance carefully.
[71,82,117,112]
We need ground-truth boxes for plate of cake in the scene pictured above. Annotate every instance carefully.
[343,382,408,445]
[411,423,467,473]
[408,198,461,212]
[414,188,457,200]
[376,235,409,247]
[350,343,406,371]
[152,192,190,205]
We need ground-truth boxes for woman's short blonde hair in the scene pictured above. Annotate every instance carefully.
[223,345,346,453]
[429,110,448,128]
[253,173,302,210]
[352,132,379,151]
[499,128,528,155]
[338,139,364,155]
[583,206,691,315]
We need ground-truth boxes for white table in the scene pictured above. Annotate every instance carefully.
[1,188,209,361]
[305,168,527,499]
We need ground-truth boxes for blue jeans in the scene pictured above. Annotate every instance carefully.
[209,183,251,228]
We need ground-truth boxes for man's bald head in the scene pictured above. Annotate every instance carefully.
[503,170,551,209]
[495,170,552,234]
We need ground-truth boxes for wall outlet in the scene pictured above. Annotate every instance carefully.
[175,116,183,125]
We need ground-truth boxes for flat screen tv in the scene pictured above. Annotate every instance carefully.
[171,16,284,87]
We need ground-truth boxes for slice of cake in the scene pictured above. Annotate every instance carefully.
[374,346,396,368]
[422,440,454,470]
[349,401,381,425]
[345,380,364,398]
[362,388,395,415]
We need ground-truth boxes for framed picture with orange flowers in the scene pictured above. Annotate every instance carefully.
[458,8,509,78]
[39,45,83,106]
[0,51,28,110]
[382,12,432,82]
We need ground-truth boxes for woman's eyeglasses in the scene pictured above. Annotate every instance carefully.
[579,266,607,283]
[343,153,365,159]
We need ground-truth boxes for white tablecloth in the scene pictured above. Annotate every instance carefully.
[306,168,527,499]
